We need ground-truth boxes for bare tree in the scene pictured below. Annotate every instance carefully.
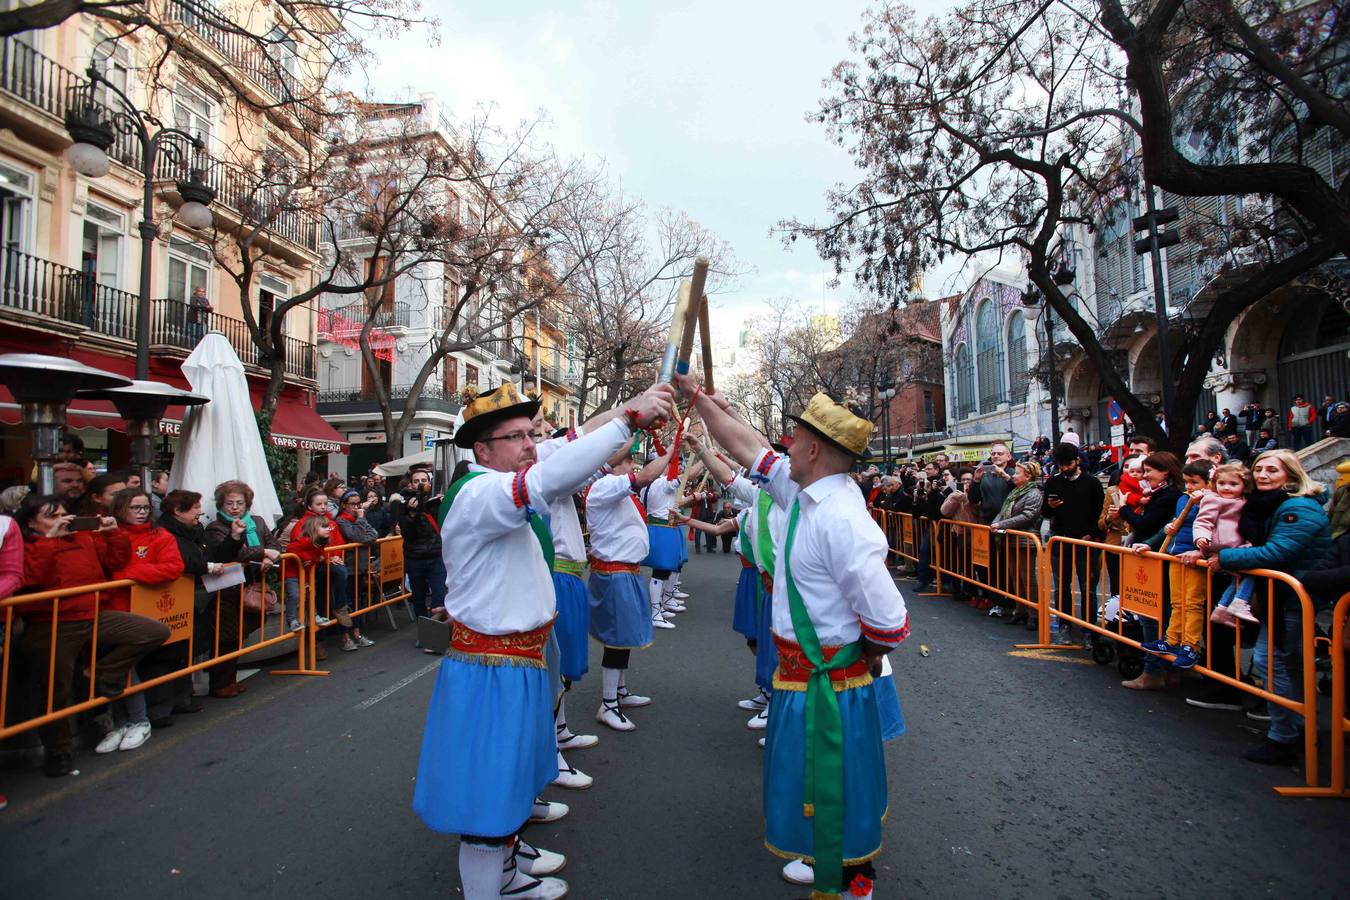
[783,0,1349,452]
[553,195,737,420]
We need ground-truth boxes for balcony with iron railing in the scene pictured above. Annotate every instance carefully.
[0,245,315,382]
[0,35,320,256]
[319,299,411,333]
[316,382,461,417]
[159,0,321,131]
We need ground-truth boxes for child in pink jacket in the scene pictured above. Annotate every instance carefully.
[1178,462,1257,624]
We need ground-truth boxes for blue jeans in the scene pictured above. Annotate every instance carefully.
[406,556,447,619]
[284,562,351,625]
[915,526,933,587]
[1254,607,1304,744]
[1217,576,1255,607]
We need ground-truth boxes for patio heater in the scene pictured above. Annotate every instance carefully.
[0,353,130,494]
[77,380,209,486]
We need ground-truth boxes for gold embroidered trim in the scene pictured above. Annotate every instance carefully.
[444,648,547,669]
[772,671,874,692]
[762,838,883,868]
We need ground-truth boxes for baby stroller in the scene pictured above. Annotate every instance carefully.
[1090,595,1145,681]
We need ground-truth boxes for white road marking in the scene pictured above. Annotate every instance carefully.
[354,659,440,711]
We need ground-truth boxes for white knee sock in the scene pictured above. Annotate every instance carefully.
[648,578,664,614]
[662,574,677,601]
[459,841,508,899]
[618,668,628,692]
[601,666,621,703]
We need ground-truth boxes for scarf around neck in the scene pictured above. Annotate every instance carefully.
[1238,487,1289,546]
[997,480,1036,523]
[218,510,260,547]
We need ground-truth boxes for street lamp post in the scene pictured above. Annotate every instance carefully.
[64,66,216,381]
[1022,288,1062,446]
[879,386,897,470]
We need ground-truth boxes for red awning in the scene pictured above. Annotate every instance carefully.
[0,349,348,453]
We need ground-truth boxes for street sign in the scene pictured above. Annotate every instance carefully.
[1106,398,1125,426]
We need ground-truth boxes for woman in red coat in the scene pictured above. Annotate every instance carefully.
[16,493,169,777]
[91,488,185,754]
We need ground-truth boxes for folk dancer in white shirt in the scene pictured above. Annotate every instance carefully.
[412,382,675,900]
[584,443,674,731]
[685,381,910,900]
[529,408,642,791]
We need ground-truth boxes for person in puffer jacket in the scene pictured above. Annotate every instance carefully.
[1207,450,1331,767]
[16,493,166,777]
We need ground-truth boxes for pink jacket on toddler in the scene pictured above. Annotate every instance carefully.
[1190,493,1247,552]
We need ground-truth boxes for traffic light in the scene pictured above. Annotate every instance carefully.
[1133,206,1181,254]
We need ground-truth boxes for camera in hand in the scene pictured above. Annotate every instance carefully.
[68,516,101,531]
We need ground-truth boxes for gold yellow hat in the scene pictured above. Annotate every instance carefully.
[454,383,541,448]
[789,392,875,458]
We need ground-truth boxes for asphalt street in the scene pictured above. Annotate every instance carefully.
[2,549,1347,899]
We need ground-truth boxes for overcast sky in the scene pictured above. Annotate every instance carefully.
[358,0,961,341]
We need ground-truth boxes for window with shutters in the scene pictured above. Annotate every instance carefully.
[975,300,1004,413]
[1006,311,1028,405]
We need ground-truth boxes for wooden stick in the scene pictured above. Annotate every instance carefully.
[675,257,709,375]
[1160,494,1200,555]
[698,295,714,393]
[658,282,692,384]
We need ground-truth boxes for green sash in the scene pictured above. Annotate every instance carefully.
[783,498,862,899]
[738,511,755,563]
[739,512,761,614]
[756,490,777,580]
[443,471,555,570]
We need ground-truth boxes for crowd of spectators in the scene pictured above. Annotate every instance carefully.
[858,431,1346,769]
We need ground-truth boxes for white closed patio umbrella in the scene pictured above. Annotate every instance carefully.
[168,332,283,524]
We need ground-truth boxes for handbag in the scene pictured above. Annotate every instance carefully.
[242,583,280,615]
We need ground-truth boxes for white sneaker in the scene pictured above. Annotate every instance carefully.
[757,737,765,748]
[663,601,686,613]
[515,840,567,877]
[556,731,599,751]
[314,614,333,627]
[552,760,593,790]
[618,689,651,708]
[738,689,770,711]
[288,619,304,633]
[747,708,769,730]
[501,874,569,899]
[782,859,814,885]
[596,701,636,732]
[528,799,569,823]
[673,589,689,599]
[96,726,127,755]
[652,615,675,630]
[119,722,151,751]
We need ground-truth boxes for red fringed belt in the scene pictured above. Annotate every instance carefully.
[588,557,640,575]
[450,619,553,667]
[772,634,872,692]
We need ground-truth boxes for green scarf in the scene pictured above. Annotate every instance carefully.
[783,498,863,899]
[756,490,777,580]
[218,510,259,548]
[444,472,554,569]
[995,480,1035,525]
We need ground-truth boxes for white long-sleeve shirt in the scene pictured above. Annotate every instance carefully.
[751,450,909,649]
[644,475,678,519]
[728,474,786,576]
[585,472,650,564]
[535,427,590,563]
[440,419,633,634]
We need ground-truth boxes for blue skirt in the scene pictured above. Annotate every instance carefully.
[412,654,555,837]
[677,525,689,567]
[753,586,777,691]
[552,571,590,682]
[732,565,760,639]
[763,679,887,865]
[642,524,684,572]
[588,570,653,649]
[875,671,906,742]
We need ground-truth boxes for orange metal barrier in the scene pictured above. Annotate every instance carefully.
[301,536,412,670]
[0,551,315,741]
[1276,590,1349,798]
[1040,536,1323,790]
[872,509,921,564]
[933,519,1049,638]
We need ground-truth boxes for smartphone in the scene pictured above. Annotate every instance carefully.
[68,516,102,531]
